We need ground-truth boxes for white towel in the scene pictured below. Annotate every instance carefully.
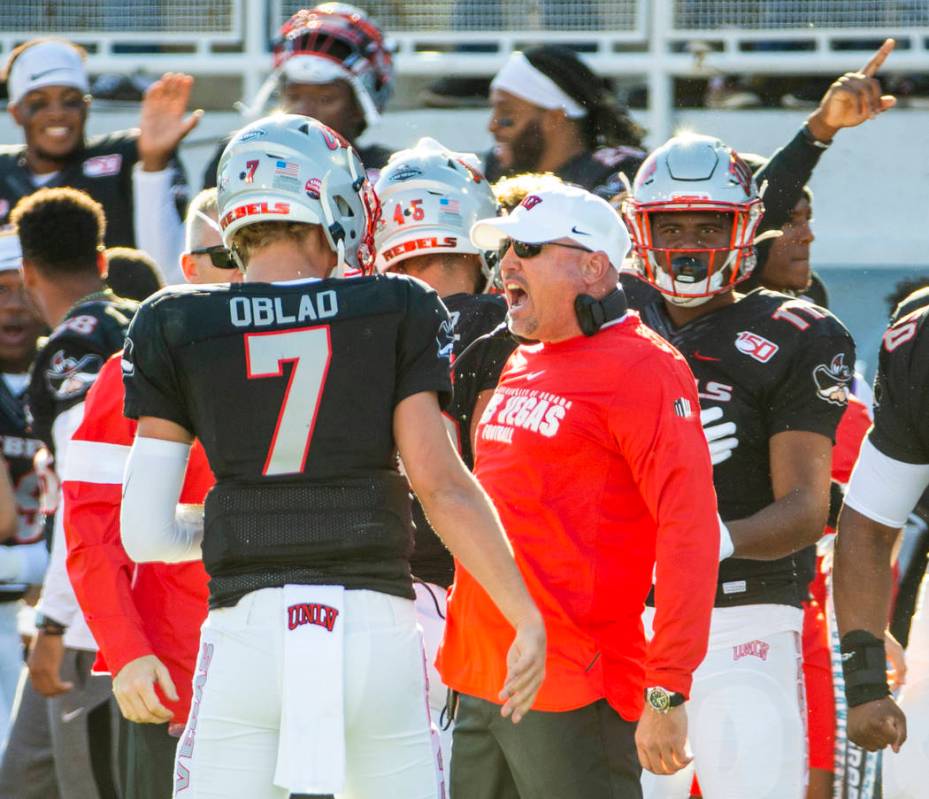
[274,584,346,794]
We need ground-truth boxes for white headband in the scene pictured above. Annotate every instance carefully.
[8,41,89,106]
[0,234,22,273]
[491,51,587,119]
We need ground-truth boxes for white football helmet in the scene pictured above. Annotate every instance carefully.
[216,114,379,274]
[622,133,764,306]
[374,138,499,287]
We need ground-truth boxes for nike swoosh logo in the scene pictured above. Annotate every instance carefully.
[570,225,589,236]
[61,707,85,723]
[692,351,721,362]
[521,370,545,381]
[29,67,70,81]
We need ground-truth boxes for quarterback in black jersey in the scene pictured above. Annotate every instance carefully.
[623,134,854,799]
[835,290,929,788]
[120,115,544,799]
[373,138,509,763]
[0,38,195,279]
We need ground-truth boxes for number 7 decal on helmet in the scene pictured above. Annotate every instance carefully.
[244,326,332,476]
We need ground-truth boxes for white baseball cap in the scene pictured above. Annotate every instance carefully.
[470,184,631,270]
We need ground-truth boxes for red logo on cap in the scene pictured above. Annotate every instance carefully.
[521,194,542,211]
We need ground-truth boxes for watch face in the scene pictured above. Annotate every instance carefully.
[648,688,670,712]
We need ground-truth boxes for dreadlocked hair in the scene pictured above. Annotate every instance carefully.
[523,45,646,150]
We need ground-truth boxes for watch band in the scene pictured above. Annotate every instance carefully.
[34,612,66,636]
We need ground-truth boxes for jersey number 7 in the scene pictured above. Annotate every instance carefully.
[244,327,332,476]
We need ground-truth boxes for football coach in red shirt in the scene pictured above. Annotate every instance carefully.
[436,184,720,798]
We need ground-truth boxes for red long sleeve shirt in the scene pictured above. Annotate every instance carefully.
[63,354,213,725]
[436,313,719,720]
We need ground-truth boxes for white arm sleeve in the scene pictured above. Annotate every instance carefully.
[844,438,929,529]
[35,403,87,628]
[121,436,203,563]
[0,541,49,585]
[132,164,185,286]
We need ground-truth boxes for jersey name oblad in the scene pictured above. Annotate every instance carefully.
[229,291,339,328]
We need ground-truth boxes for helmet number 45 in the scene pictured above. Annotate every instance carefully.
[393,199,424,225]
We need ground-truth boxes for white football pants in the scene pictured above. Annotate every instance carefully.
[641,607,807,799]
[173,587,444,799]
[414,581,453,772]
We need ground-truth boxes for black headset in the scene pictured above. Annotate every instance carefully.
[574,288,628,336]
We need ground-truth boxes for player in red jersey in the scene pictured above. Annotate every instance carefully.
[63,187,240,799]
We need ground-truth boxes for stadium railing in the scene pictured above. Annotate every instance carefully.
[2,0,928,140]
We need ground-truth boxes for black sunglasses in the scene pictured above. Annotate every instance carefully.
[189,245,235,269]
[499,239,592,260]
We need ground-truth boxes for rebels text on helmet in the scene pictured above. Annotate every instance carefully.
[220,201,291,230]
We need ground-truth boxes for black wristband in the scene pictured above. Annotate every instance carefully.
[801,122,832,150]
[841,630,890,708]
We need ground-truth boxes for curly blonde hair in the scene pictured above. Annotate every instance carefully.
[492,172,566,214]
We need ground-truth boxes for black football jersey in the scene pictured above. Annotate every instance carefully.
[0,131,187,248]
[26,292,138,452]
[869,289,929,464]
[409,292,507,587]
[123,275,453,607]
[0,376,45,599]
[629,283,855,608]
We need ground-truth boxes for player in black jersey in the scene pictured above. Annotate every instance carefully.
[0,232,47,739]
[834,290,929,796]
[202,4,394,190]
[0,38,195,282]
[1,187,135,798]
[373,137,506,763]
[120,114,544,799]
[622,134,854,799]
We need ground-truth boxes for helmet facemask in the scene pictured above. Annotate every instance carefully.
[622,134,766,307]
[624,198,763,306]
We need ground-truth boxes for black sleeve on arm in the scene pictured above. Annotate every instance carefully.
[394,280,454,410]
[755,128,827,232]
[41,339,107,416]
[767,331,856,441]
[869,316,929,464]
[122,301,194,432]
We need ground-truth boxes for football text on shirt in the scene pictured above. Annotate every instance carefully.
[229,290,339,328]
